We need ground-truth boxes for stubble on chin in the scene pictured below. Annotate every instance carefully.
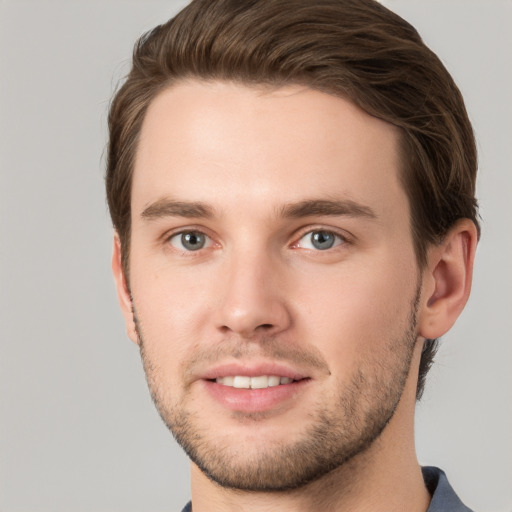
[133,288,420,492]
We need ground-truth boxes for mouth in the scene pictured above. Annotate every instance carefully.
[213,375,298,389]
[200,364,312,413]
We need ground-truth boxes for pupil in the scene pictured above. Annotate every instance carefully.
[182,232,204,250]
[312,231,334,250]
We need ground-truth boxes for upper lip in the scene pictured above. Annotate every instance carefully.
[198,361,309,381]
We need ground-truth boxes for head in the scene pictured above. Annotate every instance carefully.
[106,0,479,492]
[106,0,479,401]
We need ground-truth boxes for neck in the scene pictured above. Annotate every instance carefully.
[189,343,430,512]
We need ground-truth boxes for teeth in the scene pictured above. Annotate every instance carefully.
[215,375,296,389]
[222,376,234,386]
[268,376,281,387]
[250,375,269,389]
[233,376,251,389]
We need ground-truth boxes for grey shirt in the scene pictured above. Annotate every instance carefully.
[180,466,474,512]
[422,466,474,512]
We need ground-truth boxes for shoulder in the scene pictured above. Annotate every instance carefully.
[181,469,473,512]
[423,466,475,512]
[180,502,192,512]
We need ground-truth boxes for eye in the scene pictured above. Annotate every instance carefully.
[168,231,212,251]
[296,230,344,250]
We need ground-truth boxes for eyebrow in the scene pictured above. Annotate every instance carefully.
[140,197,377,221]
[141,199,215,220]
[279,198,377,220]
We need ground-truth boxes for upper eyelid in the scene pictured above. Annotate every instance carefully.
[159,225,353,247]
[294,230,346,248]
[168,230,211,240]
[165,229,217,255]
[162,225,215,242]
[292,225,352,244]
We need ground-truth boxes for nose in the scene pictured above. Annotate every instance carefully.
[215,250,292,339]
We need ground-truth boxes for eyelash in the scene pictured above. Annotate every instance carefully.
[293,229,348,251]
[166,229,215,254]
[164,227,351,254]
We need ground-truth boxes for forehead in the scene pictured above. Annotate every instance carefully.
[132,80,406,221]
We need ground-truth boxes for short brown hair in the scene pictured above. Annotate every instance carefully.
[106,0,479,399]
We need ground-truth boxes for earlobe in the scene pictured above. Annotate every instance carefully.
[111,233,139,345]
[418,219,478,340]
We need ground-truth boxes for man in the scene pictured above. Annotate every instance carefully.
[106,0,479,510]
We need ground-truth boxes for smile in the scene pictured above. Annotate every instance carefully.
[200,363,312,411]
[215,375,295,389]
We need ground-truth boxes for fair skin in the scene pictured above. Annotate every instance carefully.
[112,81,477,512]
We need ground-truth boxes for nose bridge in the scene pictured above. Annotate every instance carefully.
[216,242,290,337]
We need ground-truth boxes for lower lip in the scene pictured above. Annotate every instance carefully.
[202,379,310,413]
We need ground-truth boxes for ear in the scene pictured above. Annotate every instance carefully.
[418,219,478,339]
[112,233,139,345]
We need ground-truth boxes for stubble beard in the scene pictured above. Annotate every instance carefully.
[135,288,420,492]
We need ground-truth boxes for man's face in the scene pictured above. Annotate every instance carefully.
[121,81,424,490]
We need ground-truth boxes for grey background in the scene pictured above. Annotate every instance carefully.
[0,0,510,510]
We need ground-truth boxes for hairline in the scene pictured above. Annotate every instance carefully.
[120,77,428,280]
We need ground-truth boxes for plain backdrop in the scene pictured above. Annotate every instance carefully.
[0,1,511,511]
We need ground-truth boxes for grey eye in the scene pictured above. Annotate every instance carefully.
[169,231,209,251]
[311,231,336,250]
[297,230,343,250]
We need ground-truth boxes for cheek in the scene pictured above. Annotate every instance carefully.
[131,247,211,318]
[293,256,417,364]
[129,260,214,376]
